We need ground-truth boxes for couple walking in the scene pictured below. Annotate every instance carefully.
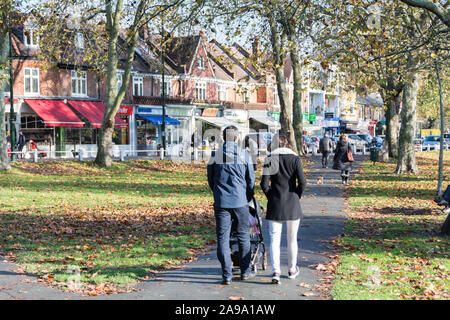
[207,126,306,285]
[320,133,354,185]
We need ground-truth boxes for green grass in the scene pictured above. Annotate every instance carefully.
[331,151,450,300]
[0,160,216,294]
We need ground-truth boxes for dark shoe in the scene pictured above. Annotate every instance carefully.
[241,271,256,281]
[271,272,281,284]
[222,278,232,285]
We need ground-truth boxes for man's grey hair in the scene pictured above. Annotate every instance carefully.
[223,126,239,142]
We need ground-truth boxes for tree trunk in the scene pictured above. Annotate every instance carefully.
[94,0,142,167]
[0,31,11,171]
[395,66,419,174]
[96,125,114,167]
[440,213,450,236]
[268,11,297,153]
[385,92,401,159]
[434,58,444,197]
[289,36,304,155]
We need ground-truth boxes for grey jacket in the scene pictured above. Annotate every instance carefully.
[319,137,332,152]
[207,142,255,209]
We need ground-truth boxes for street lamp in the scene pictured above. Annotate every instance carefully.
[160,26,166,152]
[9,15,16,161]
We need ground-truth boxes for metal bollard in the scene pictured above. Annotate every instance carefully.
[120,149,125,161]
[363,145,367,155]
[78,149,83,161]
[312,145,317,156]
[427,145,431,152]
[193,148,198,161]
[160,148,164,160]
[33,149,38,162]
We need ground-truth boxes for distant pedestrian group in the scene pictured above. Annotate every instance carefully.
[207,127,355,285]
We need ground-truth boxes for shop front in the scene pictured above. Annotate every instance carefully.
[66,100,129,157]
[195,112,248,148]
[20,99,85,158]
[313,117,340,137]
[248,110,280,134]
[135,104,193,156]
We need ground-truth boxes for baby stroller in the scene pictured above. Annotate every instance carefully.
[230,197,267,273]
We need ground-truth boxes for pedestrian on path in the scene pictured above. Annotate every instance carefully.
[261,133,306,284]
[16,131,26,158]
[207,125,256,285]
[248,137,258,171]
[332,134,354,185]
[319,133,333,168]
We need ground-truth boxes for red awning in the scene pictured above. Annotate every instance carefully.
[24,99,85,127]
[67,100,128,128]
[4,98,19,103]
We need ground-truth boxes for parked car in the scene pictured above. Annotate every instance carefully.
[422,135,443,151]
[356,134,373,145]
[347,134,366,152]
[370,136,383,148]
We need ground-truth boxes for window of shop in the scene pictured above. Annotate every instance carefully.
[24,68,39,95]
[20,114,52,145]
[66,127,97,145]
[133,76,143,96]
[71,70,87,96]
[196,81,206,100]
[167,118,189,145]
[136,119,159,148]
[21,114,44,129]
[218,85,227,101]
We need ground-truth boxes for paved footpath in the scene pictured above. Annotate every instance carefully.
[0,156,350,300]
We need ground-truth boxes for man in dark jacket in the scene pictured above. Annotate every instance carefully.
[16,131,26,159]
[207,126,255,285]
[319,133,333,168]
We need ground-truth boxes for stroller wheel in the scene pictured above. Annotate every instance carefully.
[261,252,267,271]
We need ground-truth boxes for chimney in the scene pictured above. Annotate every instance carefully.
[252,36,260,57]
[199,30,207,42]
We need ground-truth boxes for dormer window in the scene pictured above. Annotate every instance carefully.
[24,27,39,47]
[75,32,84,50]
[197,57,205,71]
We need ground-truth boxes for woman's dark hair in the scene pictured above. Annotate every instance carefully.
[339,134,347,142]
[270,133,291,151]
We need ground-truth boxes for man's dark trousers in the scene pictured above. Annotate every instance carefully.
[322,151,330,167]
[214,205,251,281]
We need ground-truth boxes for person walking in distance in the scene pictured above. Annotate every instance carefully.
[207,126,256,285]
[248,137,258,171]
[261,133,307,284]
[319,133,333,168]
[16,131,26,159]
[332,134,354,185]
